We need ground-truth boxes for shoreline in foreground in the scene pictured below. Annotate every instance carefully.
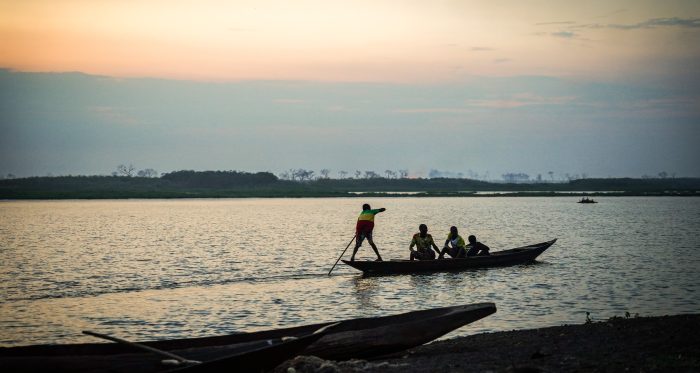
[277,313,700,372]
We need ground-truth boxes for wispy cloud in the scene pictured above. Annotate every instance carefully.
[493,58,511,64]
[535,21,576,26]
[551,31,577,38]
[471,47,494,51]
[538,17,700,40]
[565,17,700,31]
[607,17,700,29]
[465,94,577,109]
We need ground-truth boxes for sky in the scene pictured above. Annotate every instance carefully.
[1,0,699,179]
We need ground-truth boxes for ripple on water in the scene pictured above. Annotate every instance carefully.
[0,197,699,345]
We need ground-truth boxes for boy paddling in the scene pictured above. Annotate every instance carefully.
[350,204,386,261]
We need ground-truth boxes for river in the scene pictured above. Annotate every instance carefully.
[1,197,698,346]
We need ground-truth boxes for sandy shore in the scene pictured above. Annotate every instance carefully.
[275,314,700,372]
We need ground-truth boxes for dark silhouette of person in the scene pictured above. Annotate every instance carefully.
[350,203,385,261]
[409,224,440,260]
[466,235,490,256]
[439,226,467,259]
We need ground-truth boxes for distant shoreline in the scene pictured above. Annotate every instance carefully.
[1,173,698,199]
[1,190,699,200]
[0,192,700,201]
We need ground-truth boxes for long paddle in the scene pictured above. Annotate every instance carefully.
[328,234,356,276]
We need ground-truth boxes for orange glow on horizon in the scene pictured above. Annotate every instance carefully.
[1,0,698,82]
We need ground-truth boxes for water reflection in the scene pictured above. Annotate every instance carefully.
[351,276,380,309]
[1,197,699,346]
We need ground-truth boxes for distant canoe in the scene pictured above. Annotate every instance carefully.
[0,303,496,372]
[577,198,597,203]
[343,239,556,275]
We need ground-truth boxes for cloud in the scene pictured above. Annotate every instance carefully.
[551,31,576,38]
[570,17,700,30]
[471,47,494,51]
[608,17,700,29]
[464,94,577,109]
[535,21,576,26]
[493,58,511,64]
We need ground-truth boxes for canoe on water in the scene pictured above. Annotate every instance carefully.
[343,239,557,275]
[0,303,496,372]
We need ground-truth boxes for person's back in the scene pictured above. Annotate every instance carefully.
[350,203,386,261]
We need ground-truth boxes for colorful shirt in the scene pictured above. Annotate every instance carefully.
[356,209,382,233]
[446,234,467,249]
[357,209,383,222]
[410,233,435,251]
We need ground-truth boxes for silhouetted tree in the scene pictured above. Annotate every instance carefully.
[502,173,530,183]
[320,169,331,179]
[338,170,348,179]
[137,168,158,178]
[398,169,409,178]
[117,164,135,177]
[364,171,379,179]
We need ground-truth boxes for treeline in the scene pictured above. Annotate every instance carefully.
[0,170,699,199]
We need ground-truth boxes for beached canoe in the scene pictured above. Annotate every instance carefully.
[343,239,557,275]
[0,326,329,373]
[0,303,496,372]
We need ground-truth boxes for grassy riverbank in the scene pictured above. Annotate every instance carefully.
[277,314,700,372]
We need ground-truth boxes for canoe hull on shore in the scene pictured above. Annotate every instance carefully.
[0,328,326,373]
[0,303,496,372]
[343,239,556,275]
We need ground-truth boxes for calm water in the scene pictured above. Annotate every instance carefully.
[1,197,699,346]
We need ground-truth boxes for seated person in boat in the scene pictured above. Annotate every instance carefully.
[409,224,440,260]
[438,226,467,259]
[466,235,490,256]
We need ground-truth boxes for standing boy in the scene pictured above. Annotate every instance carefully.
[350,204,386,261]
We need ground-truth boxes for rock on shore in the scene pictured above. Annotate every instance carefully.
[275,314,700,372]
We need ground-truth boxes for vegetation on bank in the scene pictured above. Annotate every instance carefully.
[0,170,698,199]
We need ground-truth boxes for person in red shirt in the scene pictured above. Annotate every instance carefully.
[350,203,386,261]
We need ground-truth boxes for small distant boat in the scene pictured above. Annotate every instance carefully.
[343,239,556,275]
[0,303,496,372]
[577,197,597,204]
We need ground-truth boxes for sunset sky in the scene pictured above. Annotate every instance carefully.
[1,1,699,178]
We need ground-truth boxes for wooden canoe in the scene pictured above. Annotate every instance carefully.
[0,303,496,372]
[342,239,557,275]
[0,326,329,373]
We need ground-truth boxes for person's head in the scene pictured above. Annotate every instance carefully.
[418,224,428,234]
[362,203,371,211]
[468,235,476,243]
[449,226,458,237]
